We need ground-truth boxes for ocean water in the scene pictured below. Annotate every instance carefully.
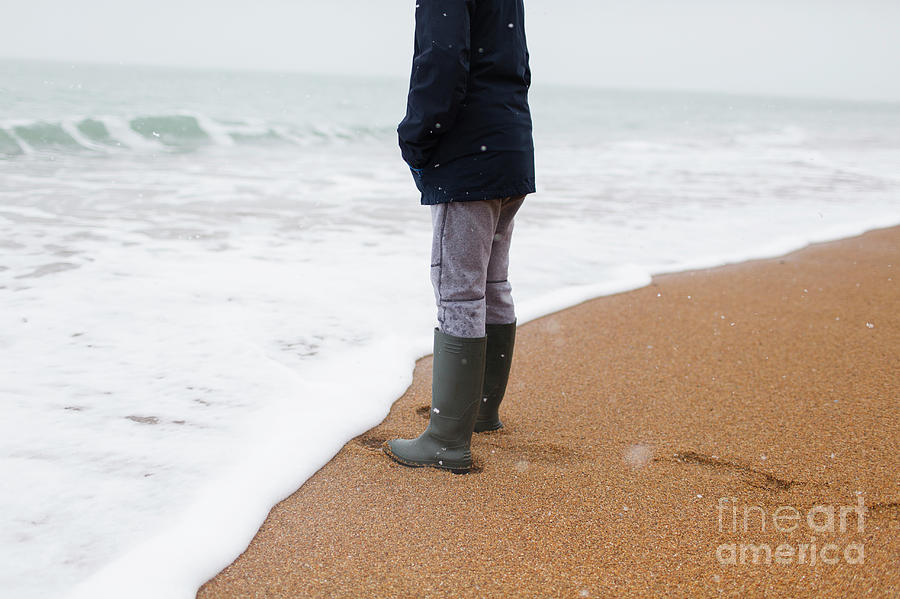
[1,58,898,599]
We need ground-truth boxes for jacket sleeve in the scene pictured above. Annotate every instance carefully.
[398,0,474,170]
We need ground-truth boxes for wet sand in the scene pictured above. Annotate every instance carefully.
[199,225,899,598]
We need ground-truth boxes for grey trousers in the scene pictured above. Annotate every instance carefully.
[430,196,526,338]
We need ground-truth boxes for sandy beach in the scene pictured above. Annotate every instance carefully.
[199,225,899,598]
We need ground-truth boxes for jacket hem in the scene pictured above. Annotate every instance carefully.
[419,179,536,205]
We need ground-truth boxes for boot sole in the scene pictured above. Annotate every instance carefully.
[382,442,471,474]
[474,422,504,433]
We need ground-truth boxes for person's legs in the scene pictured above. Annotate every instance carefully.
[384,196,527,469]
[383,198,500,471]
[429,199,501,337]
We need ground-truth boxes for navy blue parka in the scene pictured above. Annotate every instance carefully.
[398,0,535,205]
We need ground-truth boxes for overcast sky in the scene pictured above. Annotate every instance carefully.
[2,0,899,102]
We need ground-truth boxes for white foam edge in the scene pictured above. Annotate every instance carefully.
[184,111,235,147]
[1,120,36,154]
[644,214,900,278]
[520,214,900,323]
[2,117,110,153]
[98,115,163,150]
[59,119,110,152]
[66,332,426,599]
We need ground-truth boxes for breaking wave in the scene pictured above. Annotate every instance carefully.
[0,113,394,156]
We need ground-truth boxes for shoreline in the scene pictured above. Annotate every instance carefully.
[198,224,899,597]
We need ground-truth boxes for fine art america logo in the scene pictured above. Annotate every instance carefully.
[716,497,866,566]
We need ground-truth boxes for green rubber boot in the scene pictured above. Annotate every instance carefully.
[474,321,516,433]
[384,328,486,473]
